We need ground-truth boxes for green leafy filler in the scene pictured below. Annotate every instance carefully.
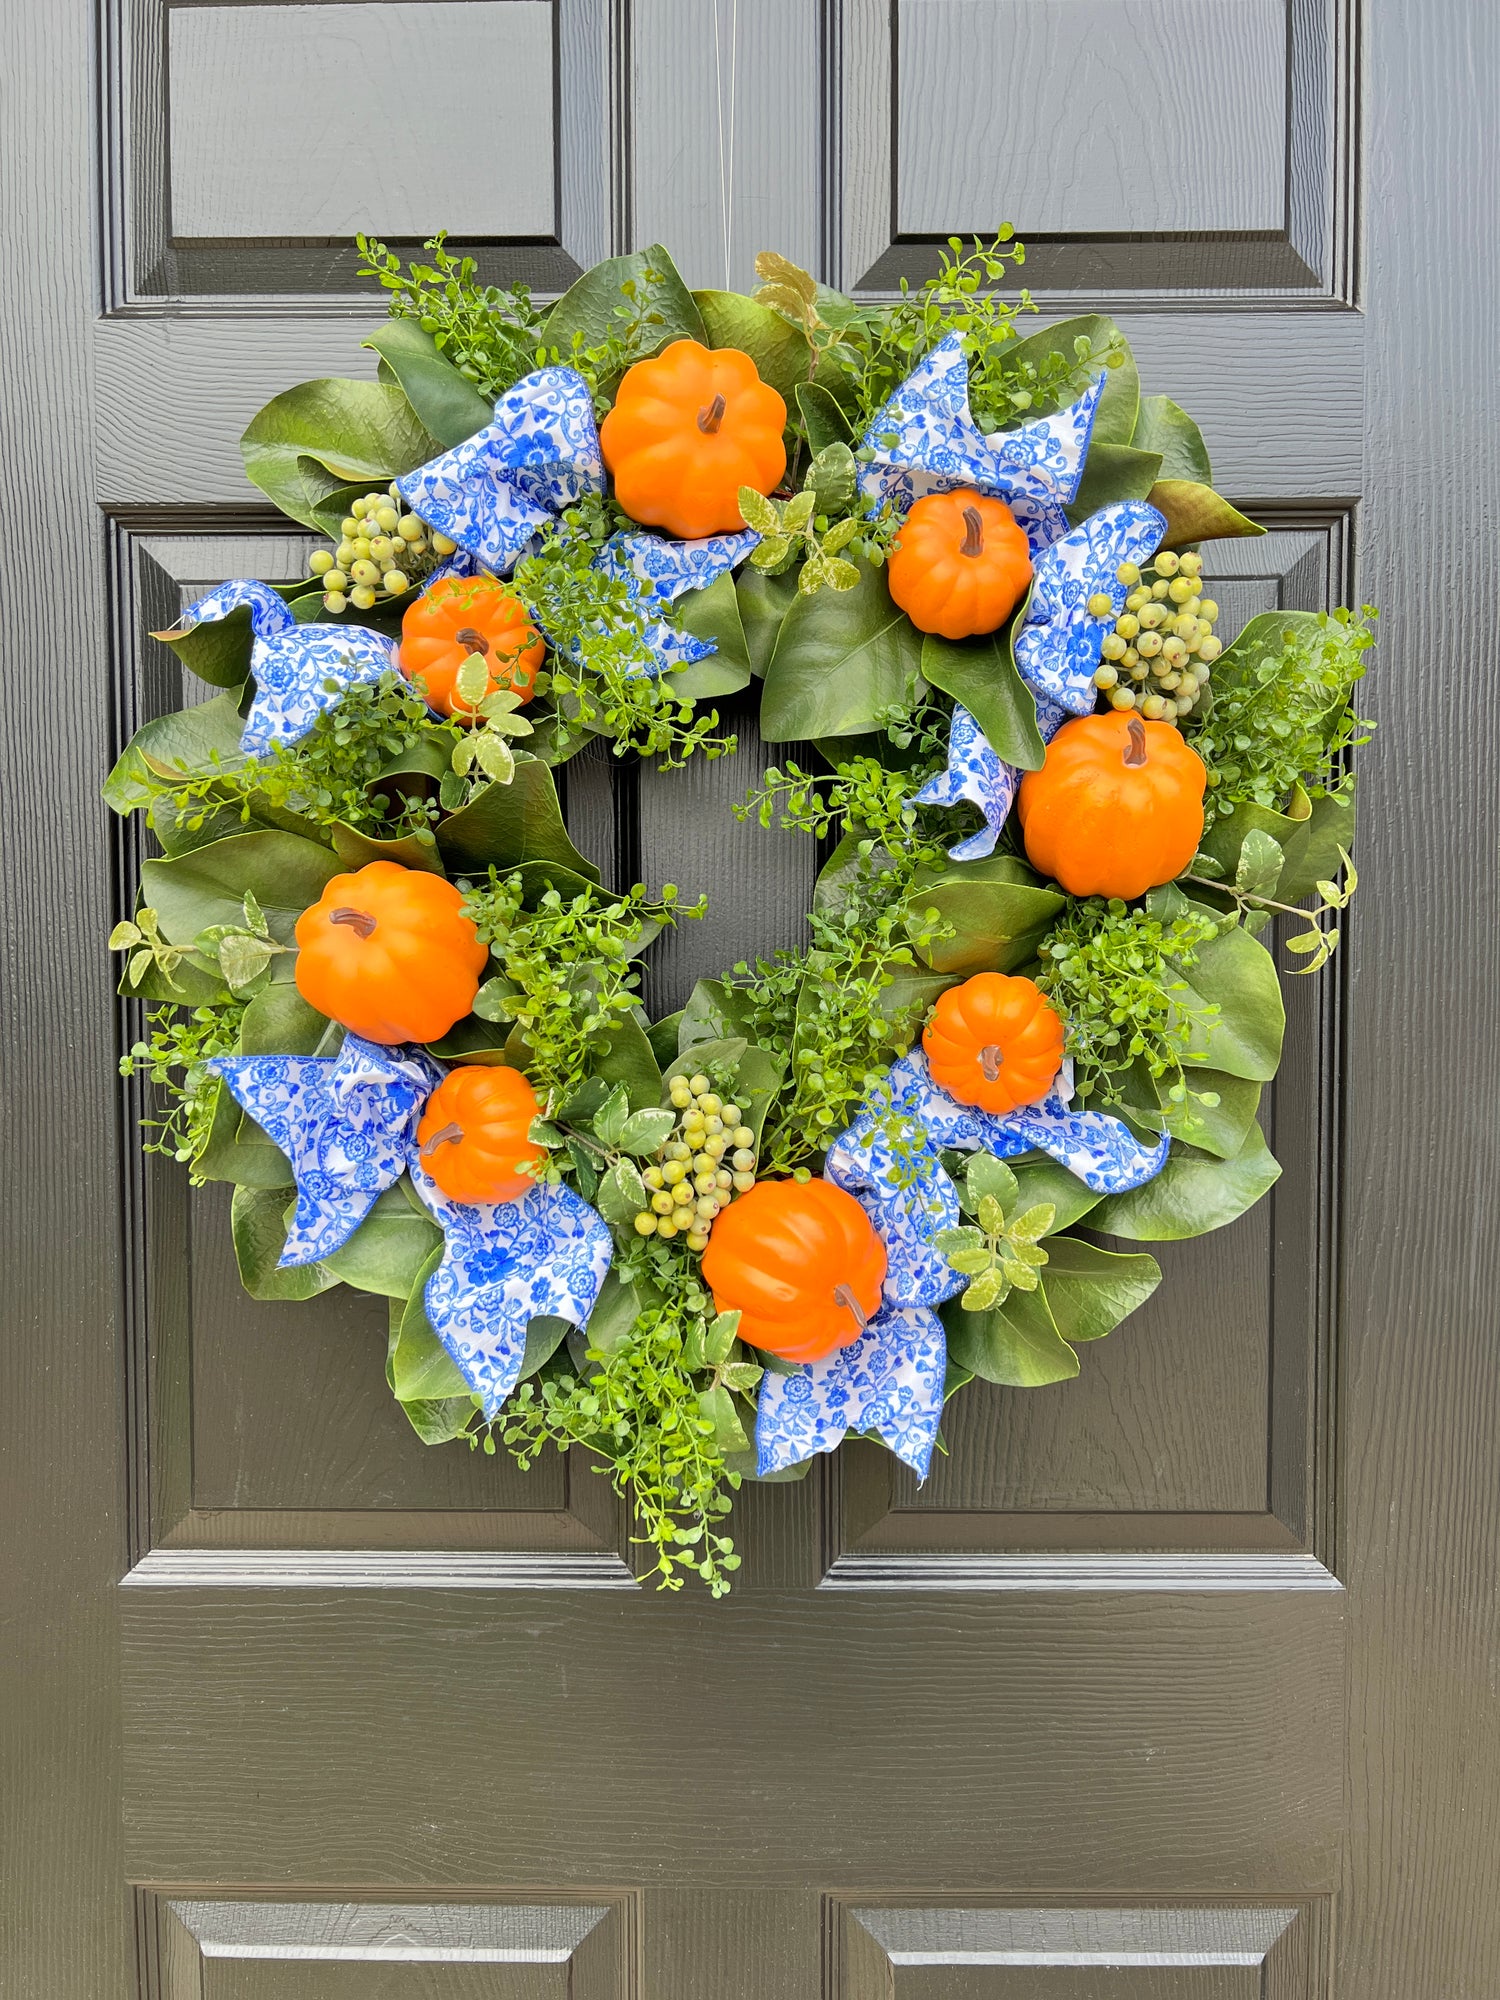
[935,1153,1054,1313]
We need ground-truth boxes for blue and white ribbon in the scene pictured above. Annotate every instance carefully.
[592,529,758,672]
[407,1157,612,1417]
[209,1034,441,1264]
[753,1046,1168,1479]
[396,366,605,575]
[169,580,396,756]
[858,332,1168,858]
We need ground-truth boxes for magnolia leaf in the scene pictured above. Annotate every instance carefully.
[963,1152,1020,1210]
[906,854,1065,977]
[795,380,855,453]
[694,288,811,401]
[540,245,704,363]
[361,319,493,448]
[919,628,1045,770]
[1009,1158,1101,1234]
[996,315,1138,444]
[1039,1237,1161,1344]
[1130,395,1213,484]
[736,567,800,677]
[230,1186,339,1302]
[1149,479,1266,548]
[324,1183,444,1298]
[1091,1122,1281,1241]
[240,379,440,533]
[944,1284,1079,1387]
[760,559,925,740]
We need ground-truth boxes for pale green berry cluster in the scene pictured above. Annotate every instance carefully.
[632,1073,758,1254]
[1086,550,1222,724]
[307,484,459,614]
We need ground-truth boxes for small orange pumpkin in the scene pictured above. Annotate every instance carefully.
[1017,711,1207,900]
[398,574,544,718]
[700,1178,888,1364]
[886,489,1033,639]
[599,339,787,539]
[923,973,1065,1116]
[294,861,488,1044]
[416,1065,543,1205]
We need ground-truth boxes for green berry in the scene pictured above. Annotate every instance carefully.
[324,570,348,593]
[731,1148,756,1172]
[1087,592,1114,618]
[634,1212,658,1236]
[375,507,400,533]
[382,571,410,595]
[650,1190,674,1216]
[1178,551,1203,577]
[1100,633,1127,662]
[642,1165,664,1190]
[351,496,370,518]
[1125,588,1149,613]
[1197,635,1222,663]
[431,531,458,556]
[686,1230,710,1252]
[730,1126,754,1149]
[1160,637,1188,668]
[1141,693,1168,719]
[1108,685,1137,710]
[732,1171,756,1193]
[1197,598,1219,623]
[1168,576,1194,603]
[1152,578,1171,599]
[396,515,423,541]
[1137,629,1163,658]
[323,591,347,614]
[656,1217,679,1240]
[1154,550,1181,576]
[1093,664,1119,689]
[1114,613,1139,640]
[1116,561,1141,586]
[350,585,377,610]
[308,549,334,576]
[340,517,359,538]
[688,1074,711,1096]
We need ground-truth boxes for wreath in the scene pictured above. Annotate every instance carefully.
[108,235,1375,1594]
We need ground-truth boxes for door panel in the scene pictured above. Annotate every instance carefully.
[6,1,1499,1996]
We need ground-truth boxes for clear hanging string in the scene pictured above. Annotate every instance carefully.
[711,0,740,290]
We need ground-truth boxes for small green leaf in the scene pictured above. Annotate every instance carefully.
[964,1153,1021,1210]
[597,1158,648,1226]
[109,921,142,950]
[474,733,516,784]
[616,1106,678,1156]
[1009,1202,1057,1242]
[1236,827,1286,899]
[216,933,278,992]
[737,486,783,535]
[976,1192,1006,1234]
[592,1082,632,1149]
[961,1268,1006,1313]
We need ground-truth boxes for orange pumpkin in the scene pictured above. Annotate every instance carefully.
[294,861,488,1044]
[886,489,1033,639]
[1017,711,1207,900]
[923,973,1065,1116]
[599,339,787,539]
[416,1065,543,1205]
[700,1178,888,1364]
[398,574,544,718]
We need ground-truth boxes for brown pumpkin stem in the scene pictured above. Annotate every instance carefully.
[420,1122,464,1158]
[832,1283,870,1333]
[979,1043,1005,1081]
[454,627,490,657]
[697,393,727,434]
[1124,715,1149,767]
[329,907,376,938]
[960,506,985,558]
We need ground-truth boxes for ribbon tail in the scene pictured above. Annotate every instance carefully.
[240,623,397,754]
[1013,501,1167,713]
[916,697,1068,863]
[755,1304,948,1480]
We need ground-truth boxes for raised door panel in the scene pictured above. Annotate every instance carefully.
[837,1903,1327,1997]
[839,0,1355,295]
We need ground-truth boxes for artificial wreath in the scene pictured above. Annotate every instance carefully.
[108,234,1375,1594]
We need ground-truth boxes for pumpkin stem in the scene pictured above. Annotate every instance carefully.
[960,506,985,558]
[420,1122,464,1158]
[454,627,489,657]
[1124,715,1149,766]
[832,1283,870,1333]
[697,393,727,434]
[329,907,376,938]
[980,1043,1005,1081]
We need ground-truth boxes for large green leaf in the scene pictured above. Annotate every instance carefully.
[104,693,248,812]
[795,381,855,451]
[1008,1156,1103,1234]
[996,315,1138,444]
[671,569,753,690]
[693,290,810,403]
[918,628,1044,769]
[391,1250,473,1399]
[238,982,327,1055]
[149,604,256,690]
[1131,395,1212,484]
[331,822,447,875]
[592,1013,664,1109]
[736,567,800,677]
[760,560,924,741]
[1040,1236,1161,1343]
[678,977,764,1048]
[905,855,1065,975]
[230,1185,340,1301]
[944,1284,1080,1387]
[362,319,493,447]
[1197,780,1356,905]
[1104,1063,1262,1162]
[1149,480,1265,548]
[435,756,600,879]
[1172,921,1285,1081]
[540,245,704,361]
[323,1182,443,1297]
[141,830,341,949]
[1065,443,1163,527]
[240,379,440,532]
[1090,1122,1281,1241]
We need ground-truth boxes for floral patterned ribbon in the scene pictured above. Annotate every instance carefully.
[857,331,1168,859]
[753,1049,1169,1479]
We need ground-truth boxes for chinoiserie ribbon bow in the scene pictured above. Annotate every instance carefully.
[168,579,398,757]
[406,1155,612,1418]
[209,1034,442,1263]
[396,364,756,676]
[858,331,1167,860]
[753,1048,1169,1480]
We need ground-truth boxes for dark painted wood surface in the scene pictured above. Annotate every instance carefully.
[3,0,1498,1994]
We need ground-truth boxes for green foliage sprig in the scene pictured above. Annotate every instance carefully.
[500,1293,742,1595]
[1194,608,1377,815]
[511,497,736,767]
[1036,896,1224,1107]
[936,1154,1055,1311]
[357,231,544,401]
[463,872,703,1113]
[119,999,246,1175]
